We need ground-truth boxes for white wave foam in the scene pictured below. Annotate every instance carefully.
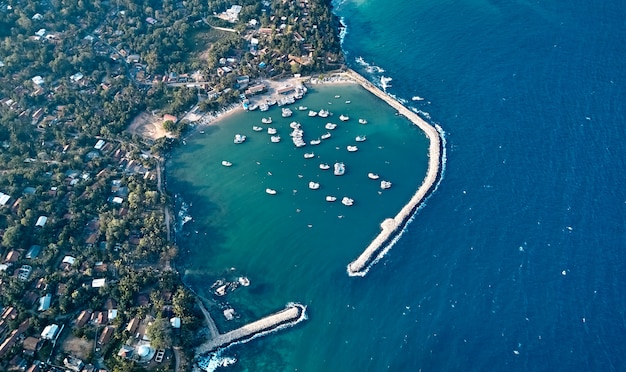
[197,350,237,372]
[355,56,386,74]
[380,76,393,92]
[347,125,447,277]
[338,16,347,46]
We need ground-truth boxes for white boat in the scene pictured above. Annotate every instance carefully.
[320,163,330,170]
[270,135,281,143]
[221,160,232,167]
[335,95,340,98]
[266,188,277,195]
[355,135,366,142]
[261,117,272,124]
[304,152,315,159]
[294,139,306,147]
[308,181,320,190]
[318,109,330,118]
[358,118,367,124]
[259,103,269,112]
[368,173,380,180]
[345,100,351,104]
[268,99,277,106]
[347,145,358,152]
[341,197,354,206]
[321,132,331,140]
[252,126,263,131]
[290,121,301,129]
[325,123,337,130]
[267,127,277,135]
[298,106,308,111]
[308,110,318,117]
[238,276,250,286]
[282,108,293,117]
[380,180,392,189]
[334,162,345,176]
[339,114,349,121]
[234,134,246,144]
[326,196,337,202]
[310,138,321,145]
[248,104,258,111]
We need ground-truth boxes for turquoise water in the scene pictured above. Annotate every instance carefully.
[167,84,430,369]
[170,0,626,369]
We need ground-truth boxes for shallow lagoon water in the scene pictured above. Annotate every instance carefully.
[167,83,430,369]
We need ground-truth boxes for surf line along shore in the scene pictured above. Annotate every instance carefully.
[341,69,443,277]
[195,303,307,355]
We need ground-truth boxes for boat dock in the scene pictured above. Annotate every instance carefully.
[343,69,443,277]
[196,303,307,355]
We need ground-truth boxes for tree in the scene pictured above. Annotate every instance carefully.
[146,317,172,350]
[2,225,24,250]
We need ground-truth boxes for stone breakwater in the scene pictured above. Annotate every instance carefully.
[340,69,443,277]
[196,303,307,355]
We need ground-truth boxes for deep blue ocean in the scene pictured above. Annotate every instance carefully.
[171,0,626,370]
[332,0,626,370]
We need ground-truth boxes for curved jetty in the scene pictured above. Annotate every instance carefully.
[196,303,307,354]
[343,69,443,277]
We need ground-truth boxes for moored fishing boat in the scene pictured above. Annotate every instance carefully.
[334,162,345,176]
[318,109,330,118]
[282,108,293,117]
[358,118,367,124]
[259,103,269,111]
[304,152,315,159]
[325,122,337,130]
[380,180,392,189]
[298,105,308,111]
[308,181,320,190]
[233,134,246,144]
[261,117,272,124]
[368,173,380,180]
[321,132,331,140]
[308,110,318,117]
[310,138,321,145]
[270,135,281,143]
[355,135,366,142]
[221,160,232,167]
[267,127,277,134]
[290,121,301,129]
[252,126,263,131]
[339,114,349,121]
[319,163,330,170]
[265,188,277,195]
[347,145,358,152]
[326,195,337,202]
[341,197,354,206]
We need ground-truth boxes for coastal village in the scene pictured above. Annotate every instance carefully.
[0,0,344,370]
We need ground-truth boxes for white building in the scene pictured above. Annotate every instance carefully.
[41,324,59,340]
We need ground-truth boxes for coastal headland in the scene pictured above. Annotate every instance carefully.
[195,303,307,355]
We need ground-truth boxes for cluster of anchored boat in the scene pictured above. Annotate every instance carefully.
[225,99,393,206]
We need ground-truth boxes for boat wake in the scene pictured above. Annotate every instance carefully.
[347,124,447,277]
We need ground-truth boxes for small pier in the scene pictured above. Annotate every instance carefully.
[196,303,307,355]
